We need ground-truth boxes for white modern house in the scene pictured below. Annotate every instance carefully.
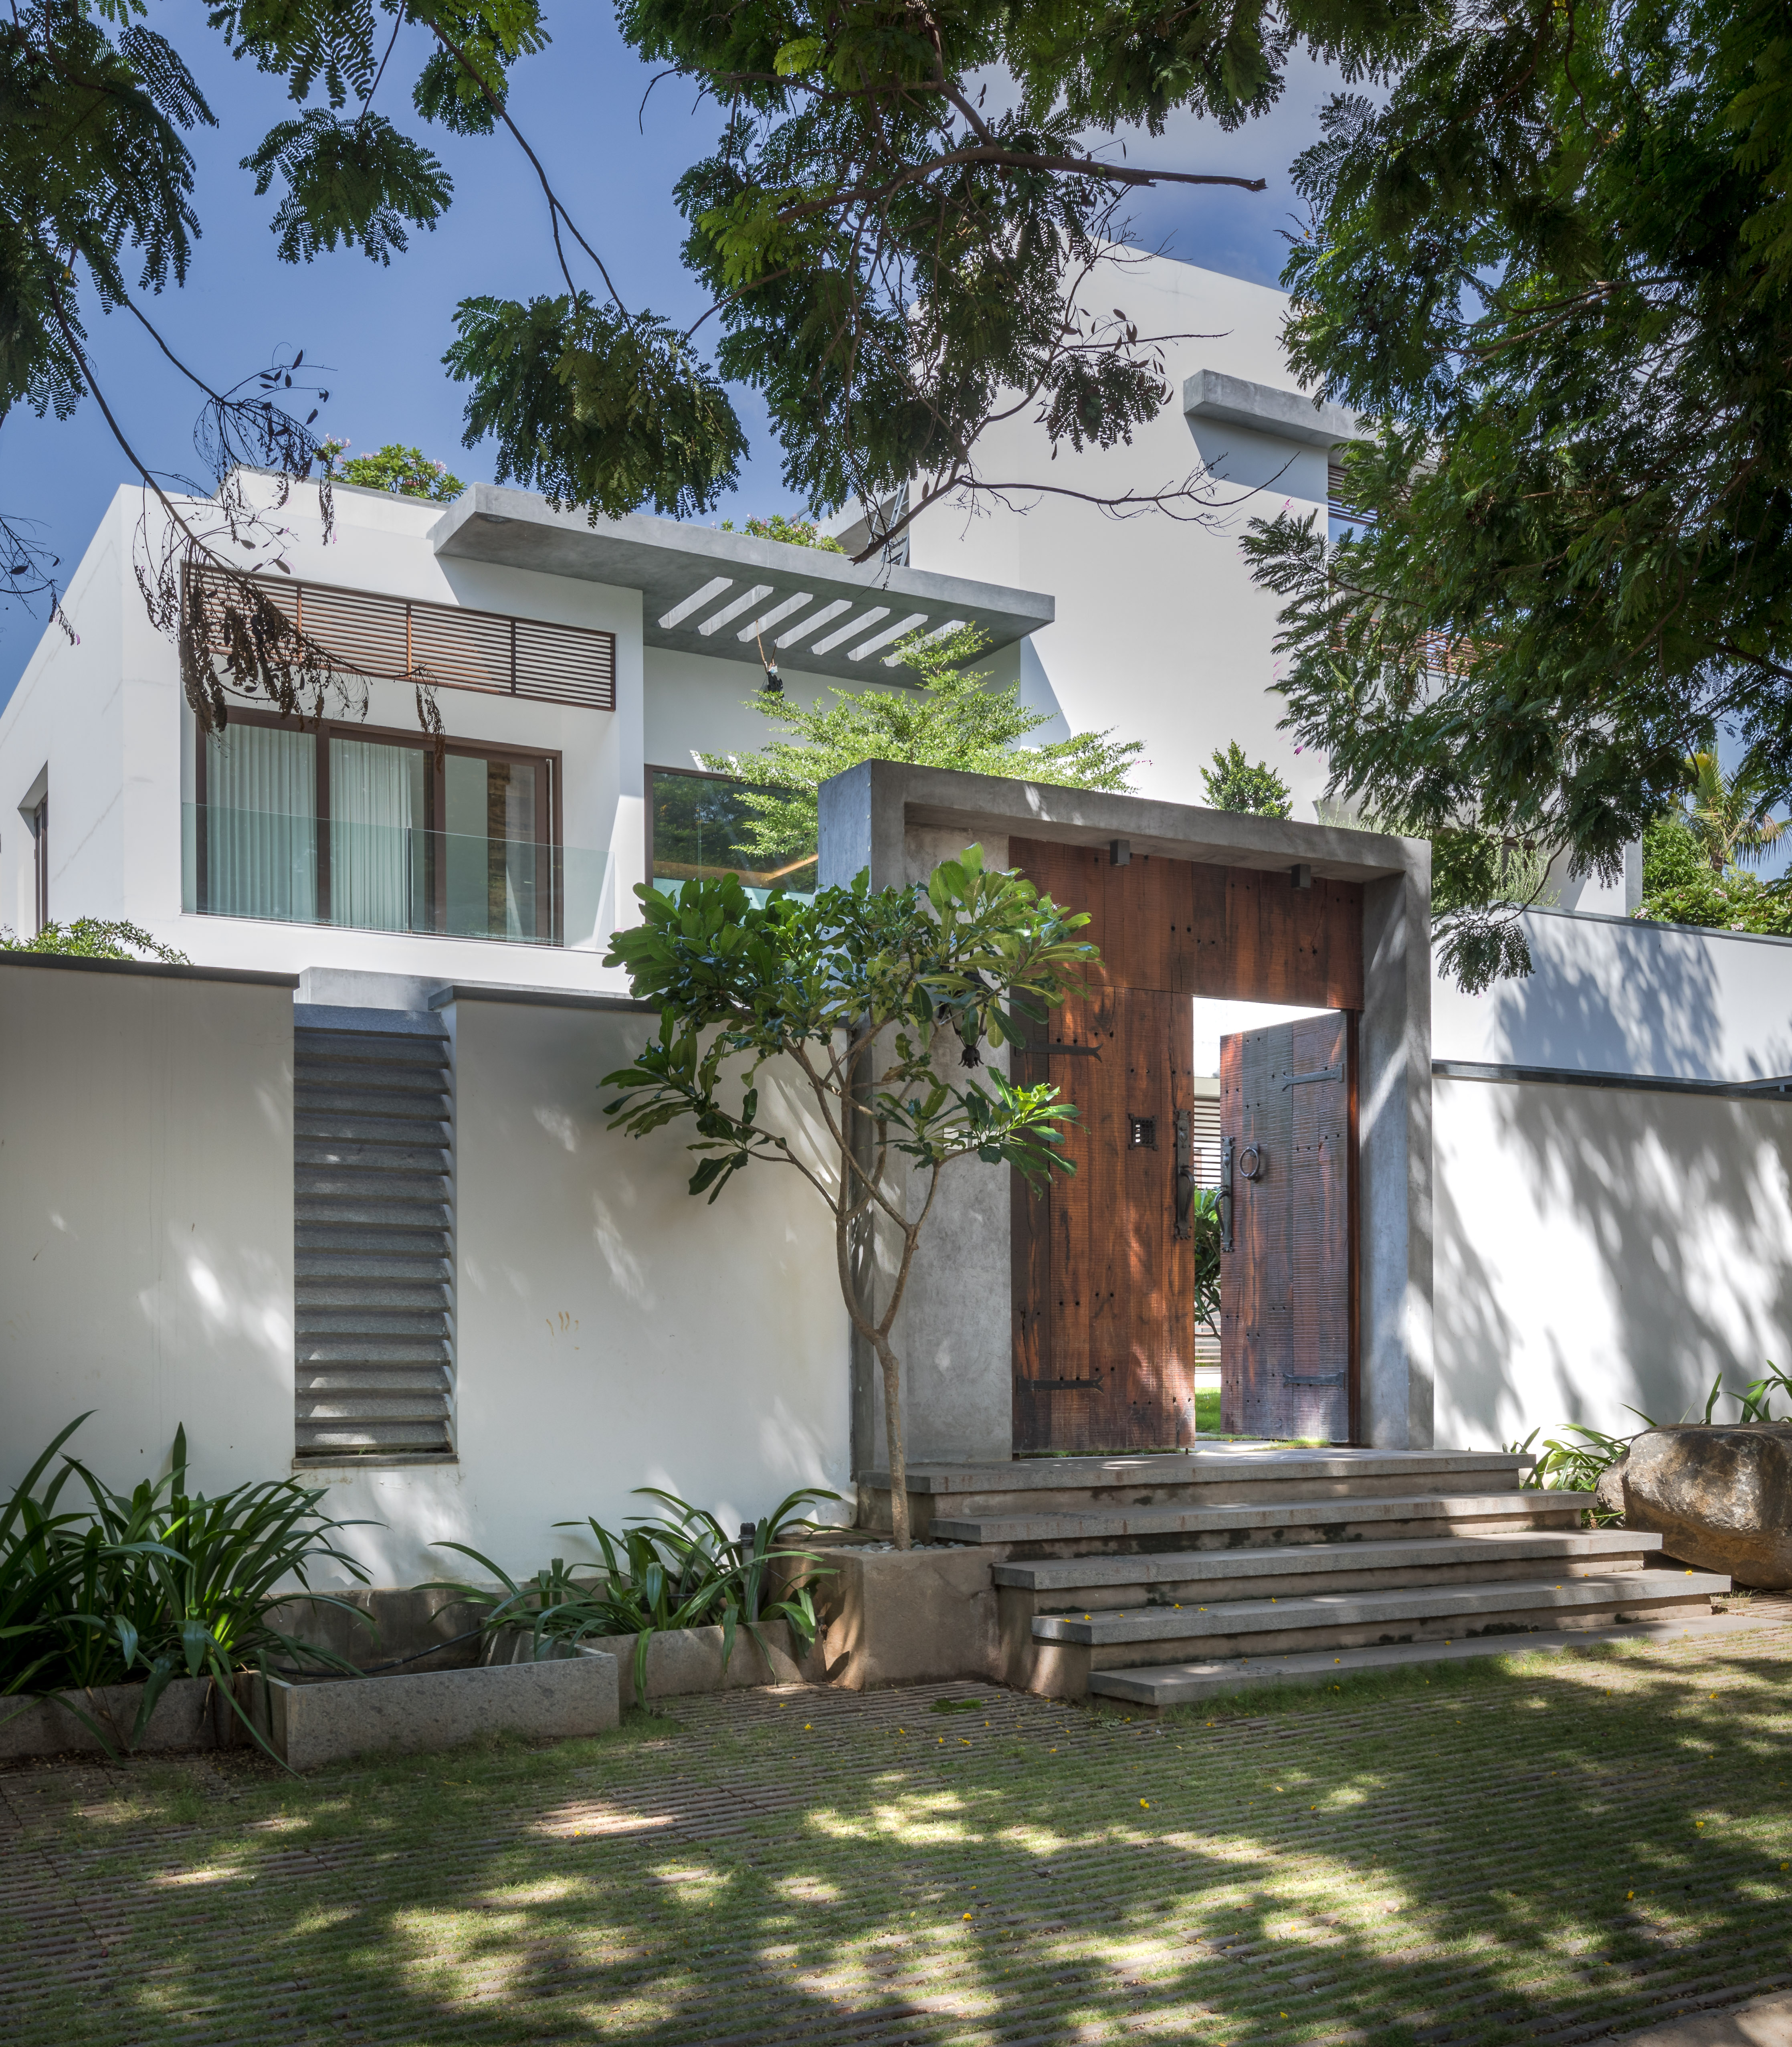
[0,467,1052,990]
[2,251,1790,1598]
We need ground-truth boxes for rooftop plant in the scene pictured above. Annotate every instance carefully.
[1200,742,1292,819]
[719,514,841,552]
[0,918,188,961]
[321,439,467,502]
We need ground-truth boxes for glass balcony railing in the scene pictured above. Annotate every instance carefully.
[181,803,608,947]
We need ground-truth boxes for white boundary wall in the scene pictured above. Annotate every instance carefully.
[0,957,298,1493]
[1436,1074,1792,1447]
[1434,909,1792,1446]
[0,959,850,1588]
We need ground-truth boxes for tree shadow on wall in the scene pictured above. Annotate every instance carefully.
[1487,913,1730,1077]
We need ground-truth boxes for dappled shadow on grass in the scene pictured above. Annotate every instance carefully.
[6,1637,1792,2047]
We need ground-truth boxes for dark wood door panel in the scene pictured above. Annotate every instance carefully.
[1008,837,1354,1454]
[1011,837,1363,1009]
[1011,984,1196,1452]
[1220,1017,1352,1441]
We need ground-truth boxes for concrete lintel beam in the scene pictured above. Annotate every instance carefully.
[820,761,1417,889]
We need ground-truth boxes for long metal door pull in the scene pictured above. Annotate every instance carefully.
[1173,1110,1194,1239]
[1280,1062,1343,1090]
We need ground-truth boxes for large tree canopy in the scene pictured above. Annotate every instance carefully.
[4,0,1439,718]
[1245,0,1792,989]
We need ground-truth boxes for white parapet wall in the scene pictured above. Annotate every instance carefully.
[0,958,851,1590]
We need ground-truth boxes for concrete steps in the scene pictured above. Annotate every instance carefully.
[1025,1570,1729,1697]
[996,1526,1664,1608]
[1084,1610,1766,1709]
[859,1448,1534,1537]
[836,1446,1735,1703]
[936,1489,1585,1556]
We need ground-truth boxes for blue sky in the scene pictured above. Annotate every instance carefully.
[0,4,1335,710]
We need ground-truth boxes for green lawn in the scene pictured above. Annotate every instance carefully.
[5,1624,1790,2045]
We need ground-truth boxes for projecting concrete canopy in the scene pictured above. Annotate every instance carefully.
[1182,369,1363,449]
[430,484,1054,687]
[817,761,1434,1463]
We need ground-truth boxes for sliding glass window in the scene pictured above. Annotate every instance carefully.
[646,765,817,904]
[331,736,428,932]
[190,714,562,943]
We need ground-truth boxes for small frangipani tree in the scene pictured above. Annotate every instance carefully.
[601,846,1098,1548]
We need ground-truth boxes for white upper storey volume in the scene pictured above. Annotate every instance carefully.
[430,484,1056,686]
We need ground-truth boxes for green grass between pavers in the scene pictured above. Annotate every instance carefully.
[3,1630,1790,2047]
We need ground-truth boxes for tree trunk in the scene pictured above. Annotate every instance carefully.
[874,1334,910,1550]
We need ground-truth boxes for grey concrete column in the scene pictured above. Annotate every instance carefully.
[1359,855,1435,1448]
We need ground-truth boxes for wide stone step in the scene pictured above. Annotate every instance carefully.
[875,1448,1532,1496]
[1033,1570,1727,1662]
[862,1448,1534,1533]
[936,1489,1584,1553]
[995,1528,1663,1604]
[1085,1609,1768,1709]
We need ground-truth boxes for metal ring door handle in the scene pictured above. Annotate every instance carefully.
[1238,1143,1263,1181]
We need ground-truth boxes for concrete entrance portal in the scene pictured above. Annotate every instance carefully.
[817,762,1435,1467]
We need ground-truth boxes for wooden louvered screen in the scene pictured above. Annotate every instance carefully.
[1219,1015,1351,1442]
[294,1018,455,1458]
[203,571,615,711]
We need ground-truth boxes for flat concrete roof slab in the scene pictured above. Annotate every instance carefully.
[431,485,1054,686]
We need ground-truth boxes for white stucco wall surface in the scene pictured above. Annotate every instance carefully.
[301,996,852,1586]
[0,964,850,1587]
[1434,909,1792,1082]
[1435,1074,1792,1448]
[904,253,1330,817]
[0,958,297,1495]
[0,496,131,934]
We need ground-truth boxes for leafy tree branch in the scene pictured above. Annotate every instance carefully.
[601,847,1097,1547]
[1247,0,1792,985]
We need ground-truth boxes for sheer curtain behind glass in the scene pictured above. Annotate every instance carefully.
[206,726,317,920]
[331,738,425,932]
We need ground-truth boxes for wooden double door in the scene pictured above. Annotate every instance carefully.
[1008,837,1362,1452]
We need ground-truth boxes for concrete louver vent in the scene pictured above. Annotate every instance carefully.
[294,1017,454,1458]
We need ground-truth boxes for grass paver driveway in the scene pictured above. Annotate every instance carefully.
[2,1624,1790,2047]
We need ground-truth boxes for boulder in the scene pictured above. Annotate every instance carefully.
[1593,1453,1629,1519]
[1621,1425,1792,1588]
